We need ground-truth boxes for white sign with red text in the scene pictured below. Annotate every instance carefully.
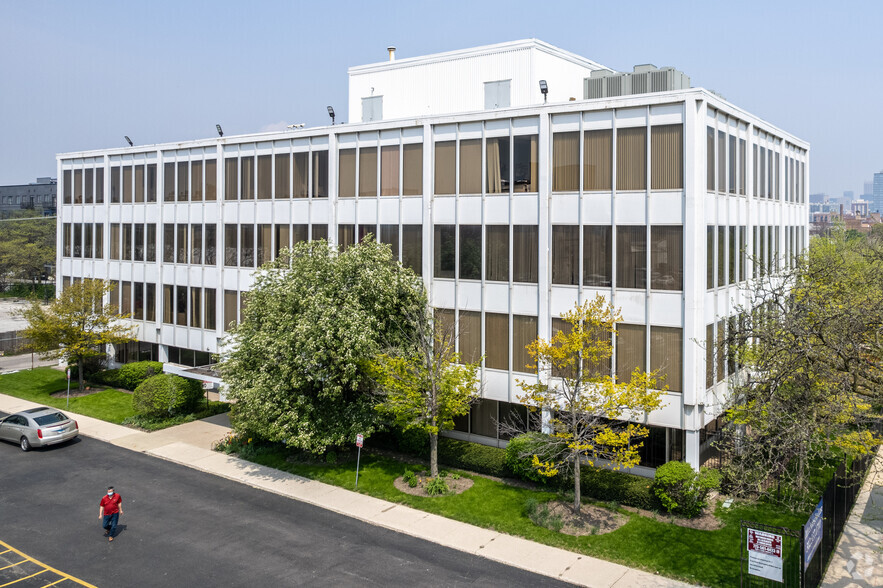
[747,528,783,582]
[356,434,363,448]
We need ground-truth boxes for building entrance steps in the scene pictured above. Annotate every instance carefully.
[0,391,691,587]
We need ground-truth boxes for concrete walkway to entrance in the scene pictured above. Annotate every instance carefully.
[823,445,883,587]
[0,392,690,588]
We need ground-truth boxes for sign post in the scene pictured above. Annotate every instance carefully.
[747,528,784,583]
[354,434,364,489]
[65,368,71,409]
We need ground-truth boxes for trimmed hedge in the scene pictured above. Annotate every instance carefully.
[437,438,507,477]
[575,466,660,511]
[503,432,558,484]
[117,361,163,391]
[132,374,203,417]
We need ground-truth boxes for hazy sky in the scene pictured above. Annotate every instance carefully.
[1,0,880,196]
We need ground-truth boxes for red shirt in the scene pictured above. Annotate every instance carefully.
[100,493,122,515]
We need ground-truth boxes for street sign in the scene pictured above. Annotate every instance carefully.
[354,434,364,489]
[356,434,364,448]
[804,499,824,570]
[747,528,783,582]
[66,368,70,381]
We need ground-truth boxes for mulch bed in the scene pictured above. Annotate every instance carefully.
[394,472,474,497]
[540,500,629,535]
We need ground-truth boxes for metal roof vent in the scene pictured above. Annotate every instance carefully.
[584,65,691,99]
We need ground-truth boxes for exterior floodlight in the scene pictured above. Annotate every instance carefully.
[124,136,133,147]
[539,80,548,103]
[327,106,335,125]
[216,124,224,137]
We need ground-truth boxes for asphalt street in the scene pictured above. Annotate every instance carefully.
[0,417,569,588]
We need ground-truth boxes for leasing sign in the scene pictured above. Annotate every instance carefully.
[747,528,784,582]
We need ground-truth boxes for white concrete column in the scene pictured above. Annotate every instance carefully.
[685,428,700,469]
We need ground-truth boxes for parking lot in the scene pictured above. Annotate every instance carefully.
[0,540,96,587]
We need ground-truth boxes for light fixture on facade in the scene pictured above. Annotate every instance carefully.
[327,106,335,125]
[124,136,133,147]
[216,124,224,137]
[539,80,548,103]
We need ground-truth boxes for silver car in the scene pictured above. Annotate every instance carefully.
[0,407,79,451]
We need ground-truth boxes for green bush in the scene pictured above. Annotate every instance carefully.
[325,451,338,464]
[504,432,559,484]
[652,461,721,517]
[573,467,659,511]
[402,470,416,484]
[132,374,203,417]
[92,368,122,387]
[437,438,506,477]
[425,476,449,496]
[117,361,164,391]
[69,356,108,382]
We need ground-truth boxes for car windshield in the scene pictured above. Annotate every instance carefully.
[34,413,67,426]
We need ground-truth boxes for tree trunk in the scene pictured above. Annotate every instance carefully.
[573,448,581,513]
[429,432,438,477]
[77,358,85,393]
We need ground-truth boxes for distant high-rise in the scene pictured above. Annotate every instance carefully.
[873,172,883,213]
[843,190,854,201]
[864,181,874,196]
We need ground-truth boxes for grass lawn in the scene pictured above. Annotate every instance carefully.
[240,446,807,587]
[0,367,137,424]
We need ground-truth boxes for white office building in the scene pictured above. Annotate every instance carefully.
[57,40,809,472]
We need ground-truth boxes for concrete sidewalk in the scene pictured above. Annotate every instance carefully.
[0,353,58,374]
[0,392,690,588]
[823,445,883,587]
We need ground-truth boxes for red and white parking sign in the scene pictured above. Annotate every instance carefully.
[356,434,364,448]
[747,529,783,582]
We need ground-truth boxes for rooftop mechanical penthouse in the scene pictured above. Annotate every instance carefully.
[57,39,809,473]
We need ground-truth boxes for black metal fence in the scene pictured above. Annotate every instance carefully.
[740,521,802,587]
[0,330,29,355]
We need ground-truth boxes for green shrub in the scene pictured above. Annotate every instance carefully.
[91,368,122,388]
[132,374,203,417]
[574,467,659,511]
[504,432,559,484]
[408,477,418,488]
[325,451,338,464]
[117,361,164,391]
[425,476,449,496]
[402,470,416,484]
[524,498,562,532]
[652,461,721,517]
[437,438,506,476]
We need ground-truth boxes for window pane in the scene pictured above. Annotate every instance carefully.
[380,145,399,196]
[257,155,271,199]
[177,161,188,201]
[111,166,121,203]
[223,290,237,331]
[174,224,185,263]
[739,140,746,196]
[191,160,202,201]
[73,169,83,204]
[513,225,538,283]
[84,168,93,204]
[312,151,328,198]
[718,225,726,286]
[459,139,481,194]
[204,160,216,201]
[717,131,726,194]
[257,224,272,266]
[293,153,308,198]
[616,324,645,383]
[176,285,187,325]
[359,147,378,197]
[84,224,93,258]
[485,312,509,370]
[728,135,736,194]
[224,158,237,200]
[583,225,611,287]
[122,166,132,203]
[434,141,455,195]
[110,223,120,260]
[147,164,157,202]
[190,287,202,328]
[707,226,714,289]
[204,289,216,330]
[552,225,578,285]
[651,326,682,392]
[204,225,216,265]
[163,285,173,324]
[486,137,509,194]
[271,153,289,199]
[379,224,399,258]
[275,224,290,259]
[121,224,131,260]
[134,165,144,203]
[728,226,736,284]
[121,282,131,316]
[470,399,497,438]
[553,132,578,191]
[402,225,422,275]
[62,224,71,257]
[512,315,537,374]
[485,225,508,282]
[240,225,254,266]
[616,226,646,289]
[706,323,714,388]
[292,224,308,245]
[191,224,202,265]
[584,129,613,192]
[458,310,481,364]
[134,224,144,262]
[146,283,155,322]
[433,225,455,278]
[63,170,71,204]
[95,223,103,258]
[650,226,683,291]
[402,143,423,196]
[707,127,715,191]
[513,135,537,192]
[311,224,328,241]
[241,156,254,200]
[338,149,356,198]
[95,168,104,203]
[73,224,82,258]
[651,125,683,190]
[617,127,646,191]
[459,225,482,280]
[224,224,237,266]
[338,224,355,250]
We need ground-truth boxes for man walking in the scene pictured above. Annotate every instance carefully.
[99,486,123,541]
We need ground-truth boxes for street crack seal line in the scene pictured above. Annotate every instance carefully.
[0,539,97,588]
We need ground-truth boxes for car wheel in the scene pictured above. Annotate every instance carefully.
[20,436,31,452]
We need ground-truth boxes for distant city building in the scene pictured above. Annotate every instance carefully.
[809,192,827,204]
[0,177,57,219]
[864,181,874,196]
[852,199,869,217]
[843,190,854,201]
[872,171,883,213]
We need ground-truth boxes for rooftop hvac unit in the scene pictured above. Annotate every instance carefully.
[584,65,690,100]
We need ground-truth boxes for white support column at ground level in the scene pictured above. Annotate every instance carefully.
[158,344,169,363]
[685,429,700,470]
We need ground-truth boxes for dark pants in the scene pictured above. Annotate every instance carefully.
[102,513,119,537]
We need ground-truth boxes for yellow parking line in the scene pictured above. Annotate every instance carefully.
[0,540,96,588]
[41,579,67,587]
[0,568,48,587]
[0,560,25,571]
[0,550,9,555]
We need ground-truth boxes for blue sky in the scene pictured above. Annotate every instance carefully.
[1,0,880,196]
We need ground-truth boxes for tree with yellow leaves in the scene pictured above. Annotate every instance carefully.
[516,296,666,513]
